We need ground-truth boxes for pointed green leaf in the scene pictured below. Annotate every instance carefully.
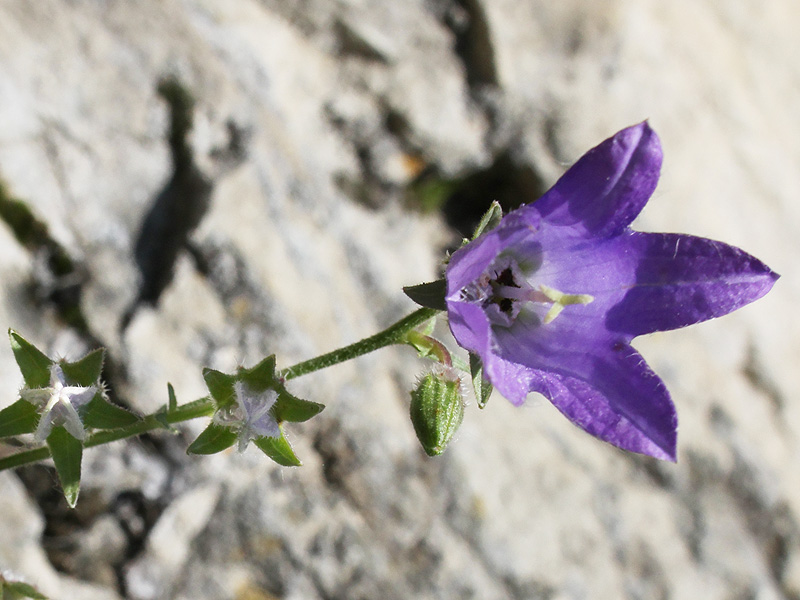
[0,581,47,600]
[153,407,179,433]
[202,368,235,406]
[80,396,139,430]
[187,422,237,455]
[471,200,503,240]
[0,399,39,437]
[273,395,324,423]
[238,355,278,391]
[153,383,180,431]
[469,353,492,409]
[403,279,447,311]
[2,579,48,599]
[9,330,52,388]
[154,409,171,430]
[59,348,105,386]
[167,382,177,412]
[47,426,82,508]
[254,428,301,466]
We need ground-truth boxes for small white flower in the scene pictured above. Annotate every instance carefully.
[20,364,97,443]
[213,381,280,452]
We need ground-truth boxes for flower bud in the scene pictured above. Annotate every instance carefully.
[410,365,465,456]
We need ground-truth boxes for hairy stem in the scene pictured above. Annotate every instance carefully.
[280,307,439,380]
[0,397,215,472]
[0,307,440,472]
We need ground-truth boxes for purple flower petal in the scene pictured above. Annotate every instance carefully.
[447,300,535,404]
[446,207,541,297]
[532,122,661,238]
[527,345,677,461]
[444,122,778,460]
[606,232,779,336]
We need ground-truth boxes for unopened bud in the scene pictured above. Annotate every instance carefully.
[410,365,465,456]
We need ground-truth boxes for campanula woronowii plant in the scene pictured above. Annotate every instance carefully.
[0,122,778,513]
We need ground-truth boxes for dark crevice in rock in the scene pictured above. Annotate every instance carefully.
[0,181,180,596]
[16,465,102,570]
[110,489,170,598]
[0,181,84,329]
[689,407,800,597]
[742,343,785,413]
[186,239,289,350]
[332,145,388,210]
[125,77,213,328]
[0,181,130,407]
[407,147,547,238]
[325,102,398,211]
[312,422,364,510]
[441,148,546,236]
[14,464,169,596]
[333,17,392,63]
[426,1,554,242]
[629,453,679,490]
[209,119,250,170]
[437,0,498,90]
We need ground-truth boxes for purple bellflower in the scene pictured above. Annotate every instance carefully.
[445,122,778,461]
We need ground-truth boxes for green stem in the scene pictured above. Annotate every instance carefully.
[0,397,215,472]
[280,307,439,380]
[0,307,440,472]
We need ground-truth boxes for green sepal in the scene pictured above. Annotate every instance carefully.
[154,383,180,432]
[153,409,172,431]
[471,200,503,240]
[237,355,277,391]
[59,348,104,386]
[153,408,181,432]
[418,317,436,336]
[0,576,48,600]
[237,356,324,423]
[404,330,453,367]
[47,426,83,508]
[187,422,237,455]
[9,330,52,388]
[403,279,447,311]
[469,353,493,409]
[254,427,302,466]
[406,331,437,359]
[80,396,139,430]
[167,382,178,412]
[202,368,236,407]
[273,396,324,423]
[0,399,39,437]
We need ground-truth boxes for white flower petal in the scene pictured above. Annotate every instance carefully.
[33,411,55,444]
[20,388,53,408]
[22,363,99,443]
[50,364,68,387]
[63,386,98,408]
[250,412,281,439]
[59,401,87,441]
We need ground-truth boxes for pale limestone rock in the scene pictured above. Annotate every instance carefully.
[0,0,797,599]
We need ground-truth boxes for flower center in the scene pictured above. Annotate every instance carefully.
[462,257,594,326]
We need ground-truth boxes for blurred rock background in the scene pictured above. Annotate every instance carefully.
[0,1,798,599]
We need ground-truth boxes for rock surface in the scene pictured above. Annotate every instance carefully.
[0,1,798,599]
